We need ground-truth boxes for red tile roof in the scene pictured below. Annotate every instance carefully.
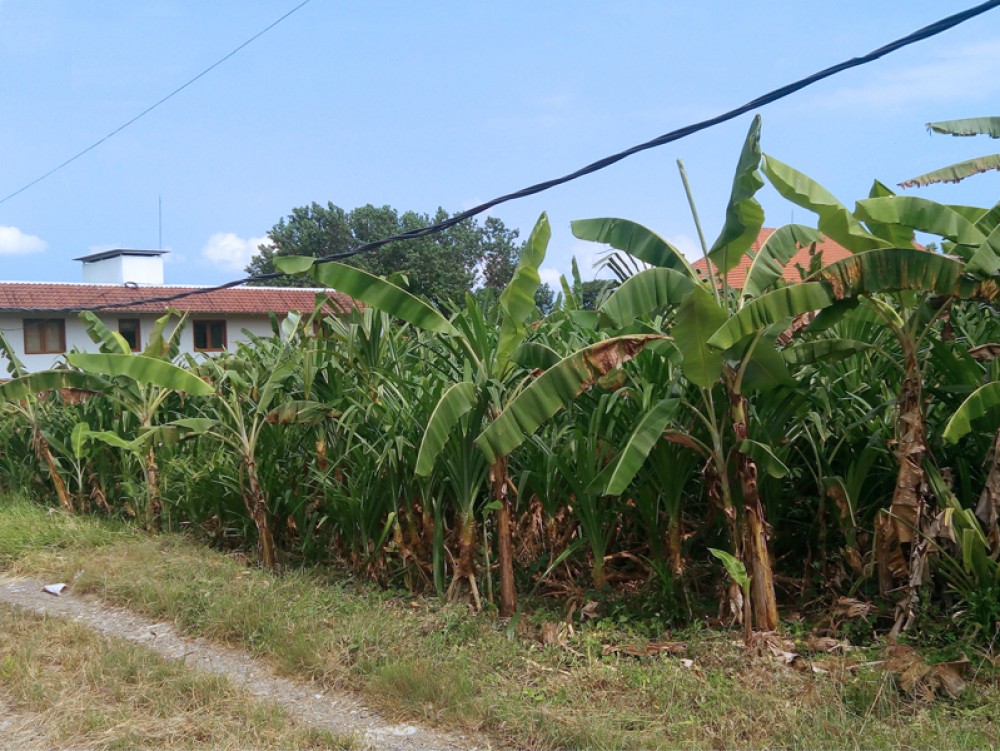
[0,283,357,316]
[690,228,854,289]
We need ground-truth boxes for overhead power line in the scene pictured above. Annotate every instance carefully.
[0,0,313,206]
[32,0,1000,313]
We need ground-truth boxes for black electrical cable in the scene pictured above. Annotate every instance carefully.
[32,0,1000,313]
[0,0,313,206]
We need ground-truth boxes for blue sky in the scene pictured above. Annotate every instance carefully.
[0,1,998,290]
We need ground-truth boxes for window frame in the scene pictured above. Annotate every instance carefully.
[193,319,227,352]
[23,318,66,355]
[118,318,141,352]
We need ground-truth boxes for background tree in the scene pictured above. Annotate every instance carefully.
[247,202,523,306]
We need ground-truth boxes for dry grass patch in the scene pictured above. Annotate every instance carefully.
[0,603,356,750]
[3,496,999,750]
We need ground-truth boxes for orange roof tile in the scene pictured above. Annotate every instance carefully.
[0,283,357,316]
[690,228,854,289]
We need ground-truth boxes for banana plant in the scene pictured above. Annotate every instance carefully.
[0,331,76,512]
[713,158,1000,633]
[186,314,333,570]
[487,116,792,631]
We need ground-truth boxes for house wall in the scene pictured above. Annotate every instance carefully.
[0,313,283,373]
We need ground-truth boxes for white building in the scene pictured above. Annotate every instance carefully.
[0,250,354,372]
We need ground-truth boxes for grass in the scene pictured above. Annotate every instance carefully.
[0,603,356,750]
[2,493,998,750]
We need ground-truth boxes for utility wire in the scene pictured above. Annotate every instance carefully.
[32,0,1000,313]
[0,0,313,206]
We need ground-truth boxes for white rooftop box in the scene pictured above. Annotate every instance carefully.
[75,249,167,286]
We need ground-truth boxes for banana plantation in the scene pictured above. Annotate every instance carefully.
[3,117,1000,642]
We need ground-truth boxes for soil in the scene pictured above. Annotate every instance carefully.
[0,575,496,751]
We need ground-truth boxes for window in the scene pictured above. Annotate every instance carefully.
[23,319,66,355]
[118,319,141,352]
[193,320,226,351]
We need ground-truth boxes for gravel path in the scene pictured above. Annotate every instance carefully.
[0,576,496,751]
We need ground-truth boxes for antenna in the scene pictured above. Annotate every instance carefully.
[158,195,163,249]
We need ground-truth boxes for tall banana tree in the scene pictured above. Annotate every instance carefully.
[0,313,213,526]
[185,313,334,570]
[483,116,796,632]
[0,332,77,512]
[714,158,1000,632]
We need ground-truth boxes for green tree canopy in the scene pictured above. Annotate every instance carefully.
[246,202,524,306]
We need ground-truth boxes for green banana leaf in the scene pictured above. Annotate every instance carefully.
[67,353,214,395]
[762,154,887,253]
[416,382,478,477]
[864,180,916,248]
[674,286,728,387]
[943,382,1000,443]
[0,330,27,378]
[783,339,873,365]
[475,335,664,462]
[0,370,108,402]
[142,310,186,360]
[708,114,765,275]
[854,196,984,255]
[810,247,966,299]
[604,398,679,496]
[276,256,459,337]
[511,342,561,372]
[70,422,90,460]
[497,213,549,373]
[965,223,1000,278]
[740,339,794,392]
[598,267,697,328]
[738,439,789,478]
[899,155,1000,189]
[708,283,834,351]
[742,224,823,299]
[928,117,1000,138]
[571,218,695,276]
[79,311,131,355]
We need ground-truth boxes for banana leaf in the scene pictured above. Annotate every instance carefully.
[599,267,697,328]
[604,398,680,496]
[571,218,695,276]
[673,286,727,388]
[79,311,131,355]
[708,115,765,274]
[742,224,823,299]
[475,335,664,462]
[854,196,983,255]
[762,154,887,253]
[497,213,549,372]
[416,381,478,477]
[67,353,214,395]
[277,256,459,337]
[943,382,1000,443]
[708,283,835,351]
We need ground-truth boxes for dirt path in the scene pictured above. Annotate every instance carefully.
[0,576,496,751]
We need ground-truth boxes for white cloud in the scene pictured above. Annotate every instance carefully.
[539,266,563,288]
[201,232,272,272]
[0,225,45,255]
[817,39,1000,111]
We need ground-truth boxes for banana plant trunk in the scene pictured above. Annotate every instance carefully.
[976,426,1000,554]
[33,425,74,513]
[730,392,779,632]
[144,444,162,530]
[447,512,482,610]
[490,456,518,617]
[888,350,930,634]
[243,456,277,570]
